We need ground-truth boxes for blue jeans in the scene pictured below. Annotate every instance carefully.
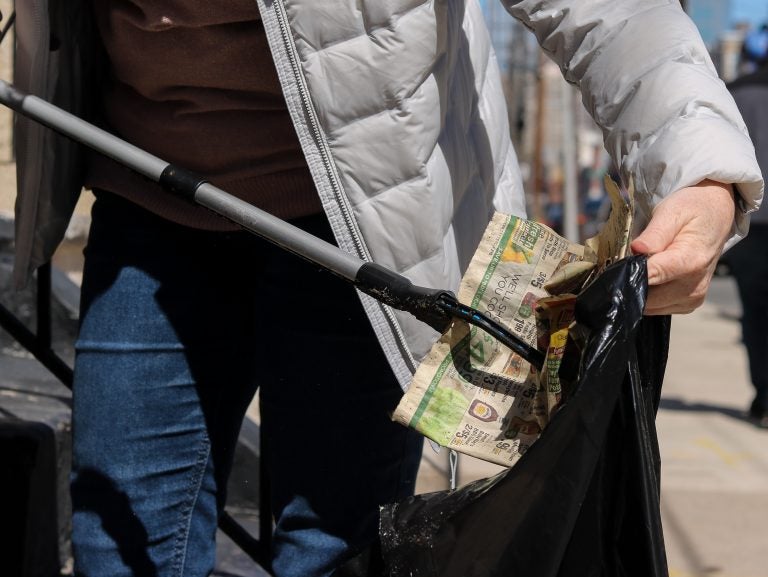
[71,192,423,577]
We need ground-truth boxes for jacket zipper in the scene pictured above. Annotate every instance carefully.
[272,1,418,374]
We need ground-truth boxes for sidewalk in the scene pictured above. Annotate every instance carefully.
[656,279,768,577]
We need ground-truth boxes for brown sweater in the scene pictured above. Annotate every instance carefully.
[87,0,320,229]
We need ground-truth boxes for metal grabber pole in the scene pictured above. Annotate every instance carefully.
[0,79,545,370]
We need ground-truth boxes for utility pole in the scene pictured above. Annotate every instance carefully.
[531,52,546,222]
[561,86,580,242]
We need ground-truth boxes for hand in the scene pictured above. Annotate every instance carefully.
[630,180,735,315]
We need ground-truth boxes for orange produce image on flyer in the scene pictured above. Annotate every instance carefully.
[501,241,533,264]
[501,218,540,264]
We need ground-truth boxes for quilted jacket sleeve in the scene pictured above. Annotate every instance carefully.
[503,0,764,246]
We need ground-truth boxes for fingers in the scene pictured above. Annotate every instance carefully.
[642,268,711,315]
[630,214,681,269]
[640,242,714,315]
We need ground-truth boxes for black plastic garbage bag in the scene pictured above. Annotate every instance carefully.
[337,255,671,577]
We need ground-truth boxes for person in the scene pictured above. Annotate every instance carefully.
[11,1,763,576]
[727,28,768,429]
[741,23,768,74]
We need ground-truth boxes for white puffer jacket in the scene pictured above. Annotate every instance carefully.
[13,0,764,389]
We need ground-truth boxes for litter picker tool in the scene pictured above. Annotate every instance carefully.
[0,79,545,370]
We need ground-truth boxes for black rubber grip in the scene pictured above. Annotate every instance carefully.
[159,164,208,201]
[355,262,454,333]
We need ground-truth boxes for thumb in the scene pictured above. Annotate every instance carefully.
[630,205,685,285]
[630,216,677,256]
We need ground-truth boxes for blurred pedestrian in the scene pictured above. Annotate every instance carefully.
[728,29,768,428]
